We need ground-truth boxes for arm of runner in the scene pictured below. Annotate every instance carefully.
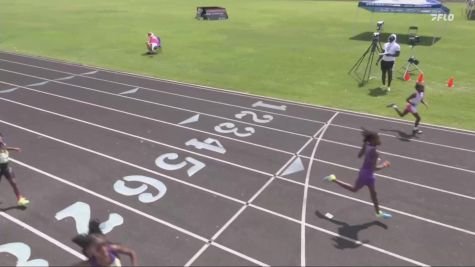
[111,244,138,266]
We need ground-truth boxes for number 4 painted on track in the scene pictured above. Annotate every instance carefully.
[185,138,226,154]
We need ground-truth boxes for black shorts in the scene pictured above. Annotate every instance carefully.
[381,60,395,72]
[0,163,14,181]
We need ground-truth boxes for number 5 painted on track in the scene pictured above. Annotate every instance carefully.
[0,242,48,266]
[155,153,206,177]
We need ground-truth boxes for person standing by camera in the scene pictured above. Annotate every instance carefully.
[376,34,400,92]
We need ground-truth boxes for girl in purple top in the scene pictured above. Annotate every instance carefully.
[324,129,392,219]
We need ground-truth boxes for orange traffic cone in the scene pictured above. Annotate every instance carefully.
[448,77,454,88]
[404,70,411,81]
[417,72,424,83]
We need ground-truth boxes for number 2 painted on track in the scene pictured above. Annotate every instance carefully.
[155,153,206,177]
[214,122,255,137]
[55,202,124,234]
[235,111,273,124]
[0,242,48,266]
[114,175,167,203]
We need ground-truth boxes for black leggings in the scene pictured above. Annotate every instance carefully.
[381,60,395,86]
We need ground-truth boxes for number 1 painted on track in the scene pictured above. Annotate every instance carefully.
[252,101,287,111]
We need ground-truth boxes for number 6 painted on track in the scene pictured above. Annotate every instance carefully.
[114,175,167,203]
[0,242,49,266]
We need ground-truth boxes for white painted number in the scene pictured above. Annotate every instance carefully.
[155,153,206,177]
[55,202,123,234]
[235,111,273,124]
[252,100,287,111]
[185,138,226,154]
[0,242,48,266]
[214,122,255,138]
[114,175,167,203]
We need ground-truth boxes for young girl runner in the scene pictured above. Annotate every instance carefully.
[0,133,29,206]
[387,82,428,135]
[323,129,392,219]
[73,220,138,267]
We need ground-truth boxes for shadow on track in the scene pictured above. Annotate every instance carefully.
[315,210,387,250]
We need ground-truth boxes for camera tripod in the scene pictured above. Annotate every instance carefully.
[401,45,423,78]
[349,36,383,86]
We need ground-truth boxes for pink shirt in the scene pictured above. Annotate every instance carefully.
[149,35,159,45]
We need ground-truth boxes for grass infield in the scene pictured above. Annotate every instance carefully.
[1,0,474,130]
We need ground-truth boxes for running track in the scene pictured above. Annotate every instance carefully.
[0,51,474,266]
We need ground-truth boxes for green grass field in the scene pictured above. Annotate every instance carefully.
[1,0,474,130]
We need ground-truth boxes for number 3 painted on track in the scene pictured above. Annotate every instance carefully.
[214,122,255,137]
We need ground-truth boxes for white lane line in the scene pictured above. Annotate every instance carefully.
[300,112,338,267]
[2,93,475,237]
[1,61,473,153]
[0,81,298,159]
[184,126,324,266]
[8,159,267,266]
[0,121,458,266]
[332,124,475,154]
[2,93,475,235]
[0,95,274,177]
[1,53,474,136]
[0,67,313,138]
[249,204,429,267]
[5,79,472,179]
[0,88,18,93]
[0,211,87,261]
[312,158,475,201]
[276,175,475,237]
[321,139,475,174]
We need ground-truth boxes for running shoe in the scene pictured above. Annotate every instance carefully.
[17,196,30,206]
[386,103,397,108]
[413,128,423,134]
[376,211,392,219]
[387,87,391,92]
[323,174,336,182]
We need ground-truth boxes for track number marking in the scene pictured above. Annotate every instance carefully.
[114,175,167,203]
[185,138,226,154]
[55,202,123,234]
[235,111,273,124]
[0,242,49,266]
[214,122,255,138]
[155,153,206,177]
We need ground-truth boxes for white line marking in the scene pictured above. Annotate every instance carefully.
[0,211,87,261]
[1,53,474,136]
[119,87,140,95]
[179,114,200,125]
[2,91,475,233]
[27,81,49,87]
[2,62,473,155]
[0,124,451,267]
[185,125,327,266]
[249,204,429,267]
[80,70,98,75]
[9,158,267,266]
[0,68,312,139]
[0,95,272,177]
[332,124,475,154]
[300,112,338,267]
[54,75,74,81]
[252,100,287,111]
[312,158,475,201]
[321,139,475,174]
[0,88,18,93]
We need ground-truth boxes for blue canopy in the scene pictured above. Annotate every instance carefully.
[358,0,450,14]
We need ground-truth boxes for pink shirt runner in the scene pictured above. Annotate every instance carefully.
[149,35,159,45]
